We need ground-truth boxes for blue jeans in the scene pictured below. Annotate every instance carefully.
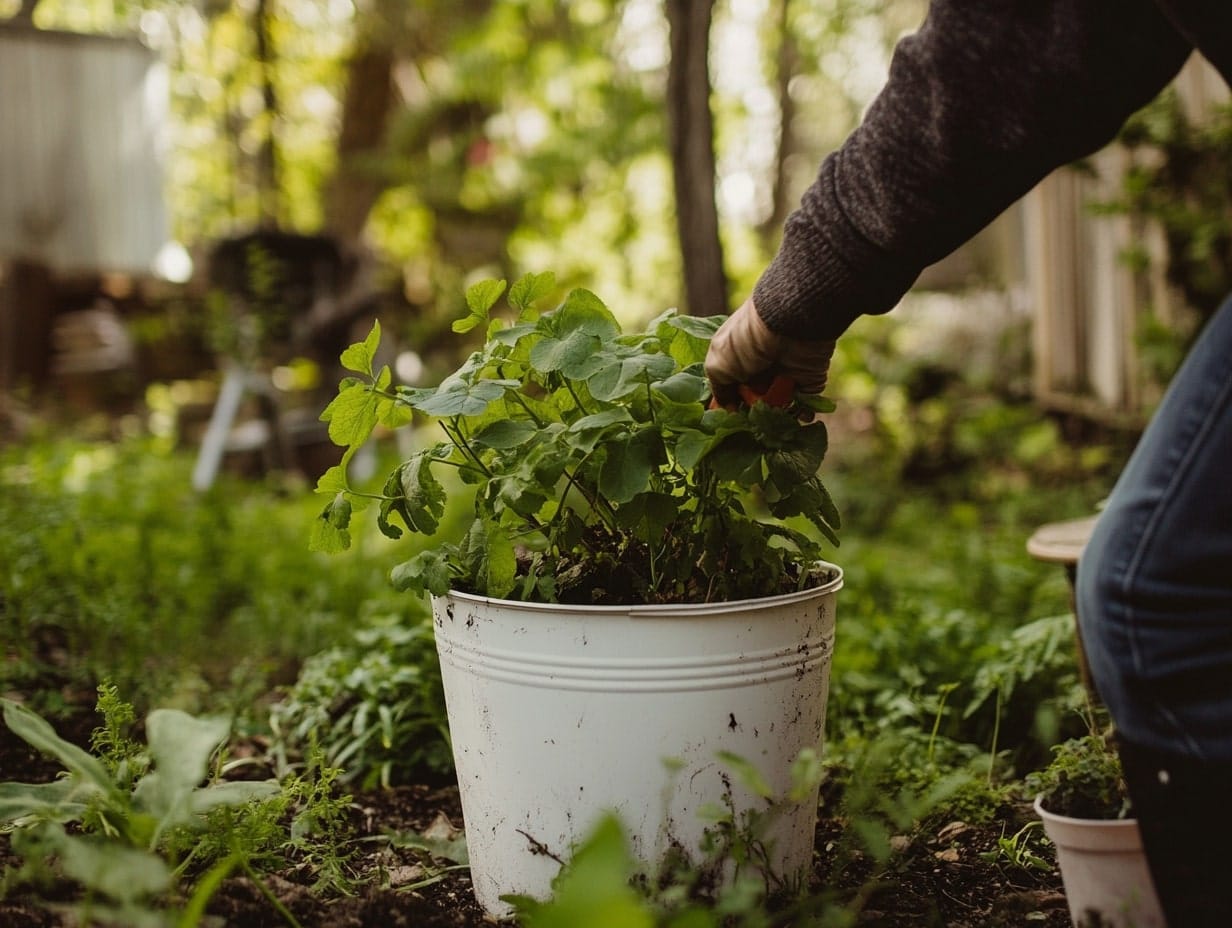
[1076,292,1232,762]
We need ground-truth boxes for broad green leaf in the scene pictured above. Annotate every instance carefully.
[522,433,571,488]
[509,271,556,315]
[768,480,841,546]
[466,278,508,316]
[1,700,116,797]
[797,394,837,414]
[461,519,516,598]
[309,494,352,553]
[451,313,483,334]
[491,321,539,347]
[19,824,173,904]
[378,394,415,429]
[0,780,85,825]
[767,447,825,486]
[391,548,455,597]
[529,329,601,376]
[652,371,708,405]
[512,815,652,928]
[566,409,633,454]
[188,780,279,815]
[663,313,724,341]
[587,354,676,402]
[672,430,711,472]
[552,288,620,339]
[568,408,633,434]
[489,471,550,520]
[339,320,380,377]
[143,710,229,794]
[599,429,665,504]
[410,379,517,418]
[320,381,379,448]
[314,464,348,495]
[647,379,707,427]
[378,453,446,539]
[473,420,538,450]
[658,313,721,367]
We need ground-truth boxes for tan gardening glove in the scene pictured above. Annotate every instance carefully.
[705,298,835,408]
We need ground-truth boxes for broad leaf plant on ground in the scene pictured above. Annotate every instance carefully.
[313,273,840,605]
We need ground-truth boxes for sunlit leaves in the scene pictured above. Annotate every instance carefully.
[530,328,604,378]
[587,353,676,402]
[315,275,840,602]
[409,377,518,417]
[509,271,556,317]
[340,320,382,377]
[472,419,538,450]
[453,279,509,333]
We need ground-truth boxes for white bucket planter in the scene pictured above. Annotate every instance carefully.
[431,564,842,918]
[1034,796,1165,928]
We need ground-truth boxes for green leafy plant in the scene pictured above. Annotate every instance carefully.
[269,620,453,788]
[0,435,407,719]
[1,688,358,926]
[1025,731,1131,820]
[979,820,1053,873]
[0,695,279,926]
[312,273,839,605]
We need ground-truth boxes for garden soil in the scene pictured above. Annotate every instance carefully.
[0,725,1071,927]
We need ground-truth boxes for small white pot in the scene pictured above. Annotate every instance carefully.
[431,565,842,917]
[1034,796,1165,928]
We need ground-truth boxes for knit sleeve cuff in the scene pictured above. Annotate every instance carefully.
[752,160,920,342]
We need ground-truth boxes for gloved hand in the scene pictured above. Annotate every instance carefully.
[704,298,836,408]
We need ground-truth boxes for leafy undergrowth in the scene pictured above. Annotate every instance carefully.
[0,775,1069,928]
[0,687,1073,928]
[0,367,1129,925]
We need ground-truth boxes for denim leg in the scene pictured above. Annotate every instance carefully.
[1076,293,1232,762]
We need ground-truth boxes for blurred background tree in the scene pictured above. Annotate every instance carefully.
[12,0,918,332]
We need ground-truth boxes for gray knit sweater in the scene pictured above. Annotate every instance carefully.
[754,0,1232,341]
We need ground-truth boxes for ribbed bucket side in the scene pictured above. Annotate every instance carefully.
[433,568,841,917]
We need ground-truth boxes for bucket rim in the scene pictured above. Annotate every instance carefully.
[1032,794,1140,829]
[436,560,843,618]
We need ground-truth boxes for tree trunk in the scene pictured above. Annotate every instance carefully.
[324,42,396,245]
[665,0,727,315]
[12,0,40,23]
[254,0,281,228]
[758,0,801,246]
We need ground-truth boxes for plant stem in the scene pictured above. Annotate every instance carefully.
[242,860,306,928]
[441,421,492,478]
[987,686,1003,786]
[506,390,547,428]
[563,378,591,417]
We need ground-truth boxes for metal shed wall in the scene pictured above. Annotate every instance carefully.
[0,24,169,274]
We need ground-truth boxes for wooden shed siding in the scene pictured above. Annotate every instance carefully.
[1023,54,1229,422]
[0,25,168,274]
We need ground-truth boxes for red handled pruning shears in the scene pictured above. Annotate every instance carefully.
[709,374,796,411]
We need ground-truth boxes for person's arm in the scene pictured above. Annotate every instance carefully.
[753,0,1193,342]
